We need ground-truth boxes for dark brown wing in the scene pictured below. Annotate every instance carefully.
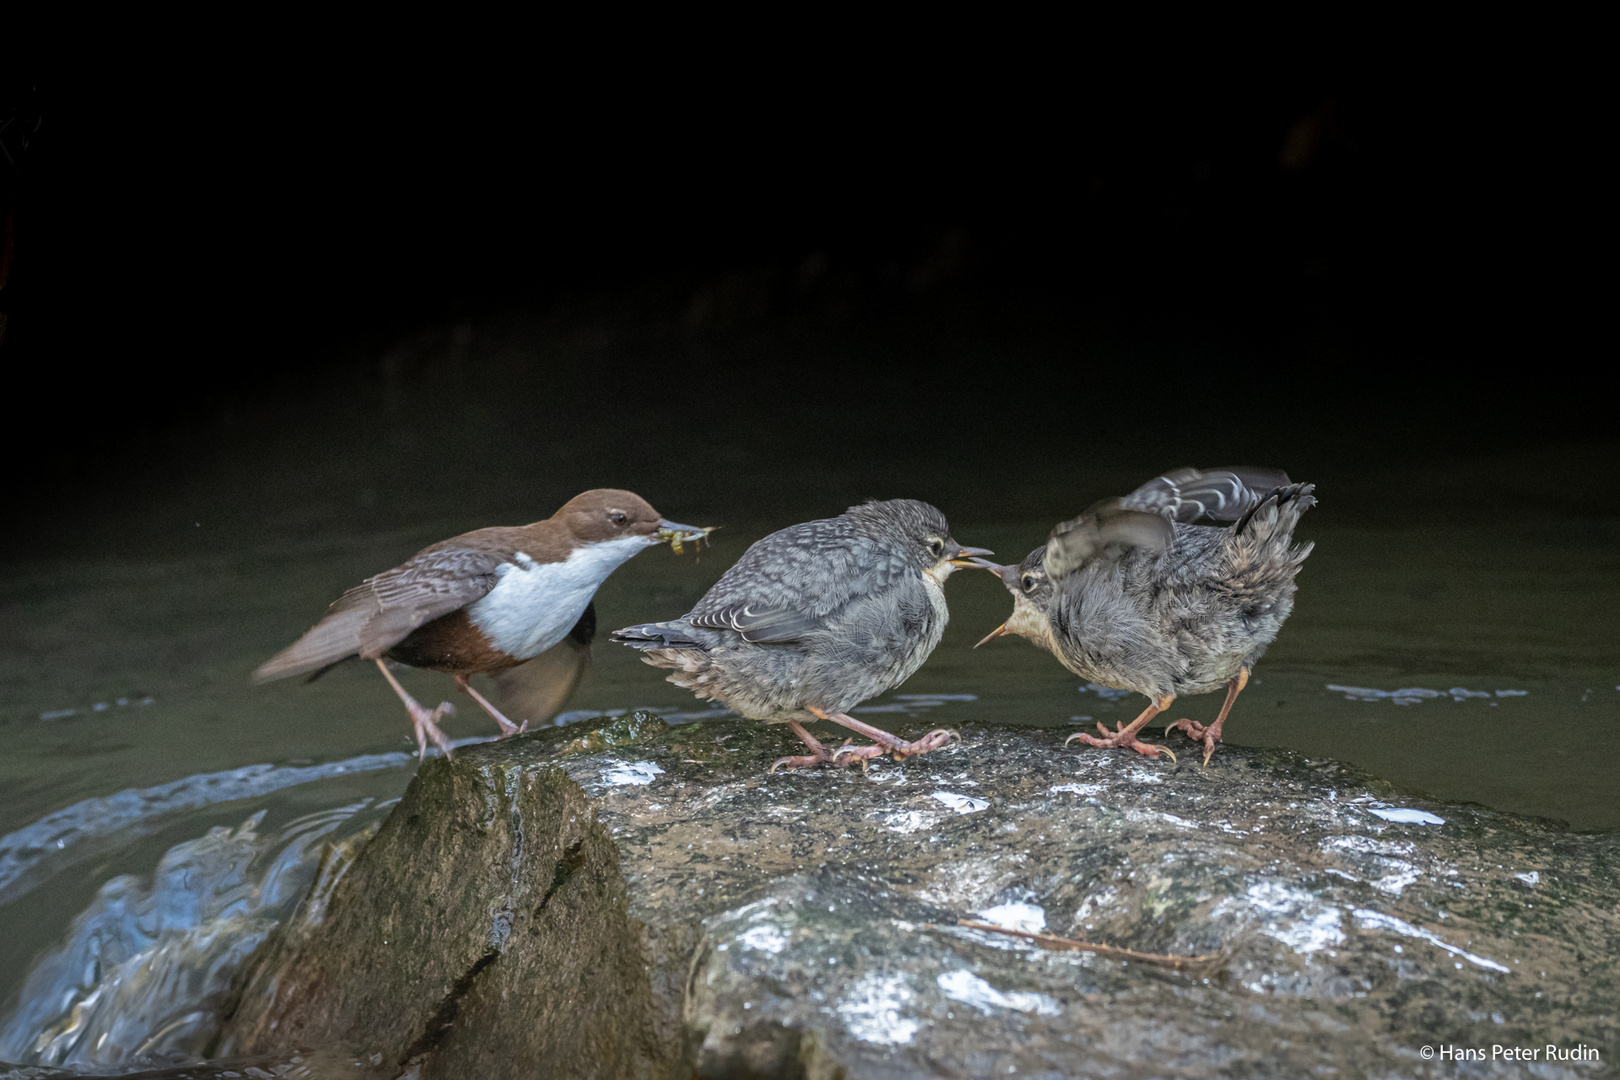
[254,547,507,681]
[1042,500,1173,579]
[1119,467,1292,523]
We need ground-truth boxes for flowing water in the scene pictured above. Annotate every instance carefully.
[3,315,1617,1074]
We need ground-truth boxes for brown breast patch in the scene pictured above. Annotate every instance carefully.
[386,609,523,676]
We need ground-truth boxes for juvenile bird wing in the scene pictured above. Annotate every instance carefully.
[254,546,508,681]
[1120,467,1292,523]
[685,518,912,644]
[1043,500,1174,580]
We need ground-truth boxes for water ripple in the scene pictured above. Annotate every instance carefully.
[0,803,379,1070]
[0,739,489,909]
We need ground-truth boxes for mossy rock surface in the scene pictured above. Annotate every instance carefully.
[214,716,1620,1079]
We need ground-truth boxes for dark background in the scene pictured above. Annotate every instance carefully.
[1,58,1606,553]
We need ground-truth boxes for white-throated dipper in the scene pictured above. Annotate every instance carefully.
[973,468,1314,765]
[612,499,991,771]
[255,489,711,759]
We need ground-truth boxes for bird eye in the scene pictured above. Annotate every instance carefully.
[1021,574,1037,592]
[610,511,628,526]
[928,538,945,557]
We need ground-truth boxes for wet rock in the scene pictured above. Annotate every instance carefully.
[219,716,1619,1078]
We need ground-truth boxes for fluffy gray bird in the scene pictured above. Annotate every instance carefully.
[613,499,991,771]
[974,468,1315,765]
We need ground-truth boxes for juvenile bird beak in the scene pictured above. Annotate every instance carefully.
[949,544,995,567]
[966,558,1020,590]
[974,623,1011,648]
[656,521,716,554]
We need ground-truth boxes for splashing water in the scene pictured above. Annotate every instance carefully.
[0,802,380,1072]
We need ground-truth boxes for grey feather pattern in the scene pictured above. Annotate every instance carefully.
[254,547,505,681]
[1043,502,1173,580]
[610,498,958,721]
[685,519,913,644]
[1030,477,1315,702]
[1120,467,1292,523]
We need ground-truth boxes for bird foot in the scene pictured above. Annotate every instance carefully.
[770,740,887,772]
[769,751,831,772]
[1165,718,1221,766]
[1066,721,1176,762]
[888,728,961,760]
[409,700,457,762]
[831,740,887,769]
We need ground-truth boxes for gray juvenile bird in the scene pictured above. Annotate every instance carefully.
[256,489,710,759]
[613,499,992,771]
[974,468,1315,765]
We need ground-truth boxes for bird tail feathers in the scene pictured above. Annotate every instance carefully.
[1222,483,1316,594]
[611,620,708,652]
[253,609,371,683]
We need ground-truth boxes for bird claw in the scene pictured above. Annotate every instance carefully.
[1165,717,1208,740]
[770,752,829,773]
[832,740,885,769]
[1158,717,1220,765]
[411,702,457,762]
[893,728,960,760]
[1066,722,1176,762]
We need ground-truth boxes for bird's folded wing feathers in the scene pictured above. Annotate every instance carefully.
[686,525,911,644]
[685,604,825,644]
[253,547,507,681]
[1120,467,1292,523]
[1043,500,1173,579]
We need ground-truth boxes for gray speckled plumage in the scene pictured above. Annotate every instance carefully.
[613,500,973,723]
[983,468,1314,760]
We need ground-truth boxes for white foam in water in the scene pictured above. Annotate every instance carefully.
[1368,807,1445,825]
[658,708,735,723]
[852,692,976,715]
[1328,684,1529,704]
[37,697,157,721]
[974,901,1047,934]
[932,792,989,814]
[1082,682,1132,700]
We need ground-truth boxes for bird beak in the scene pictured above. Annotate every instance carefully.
[656,521,716,554]
[965,557,1021,590]
[974,622,1011,648]
[949,544,995,568]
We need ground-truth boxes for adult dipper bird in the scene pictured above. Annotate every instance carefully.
[612,499,991,771]
[255,489,710,759]
[974,468,1314,765]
